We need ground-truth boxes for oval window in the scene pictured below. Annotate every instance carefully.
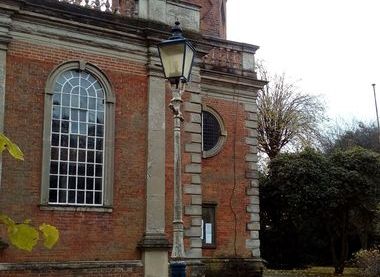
[202,108,227,158]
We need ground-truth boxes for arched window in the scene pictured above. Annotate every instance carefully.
[41,61,115,208]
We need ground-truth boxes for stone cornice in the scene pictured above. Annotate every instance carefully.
[12,2,147,42]
[201,68,266,90]
[0,34,11,50]
[167,0,201,11]
[0,7,14,49]
[199,35,260,55]
[2,0,264,83]
[3,0,259,56]
[200,68,267,102]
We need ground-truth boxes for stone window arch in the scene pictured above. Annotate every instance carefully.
[41,60,115,208]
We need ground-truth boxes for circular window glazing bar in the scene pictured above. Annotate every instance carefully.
[202,106,227,158]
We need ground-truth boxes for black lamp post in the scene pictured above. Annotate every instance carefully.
[157,21,195,277]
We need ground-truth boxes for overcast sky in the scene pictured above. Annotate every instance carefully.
[227,0,380,123]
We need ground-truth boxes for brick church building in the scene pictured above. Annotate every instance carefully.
[0,0,265,276]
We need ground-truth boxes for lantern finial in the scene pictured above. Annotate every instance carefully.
[170,21,183,40]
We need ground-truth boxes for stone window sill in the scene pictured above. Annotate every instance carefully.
[39,205,113,213]
[202,244,216,249]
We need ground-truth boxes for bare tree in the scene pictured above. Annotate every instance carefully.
[257,62,326,159]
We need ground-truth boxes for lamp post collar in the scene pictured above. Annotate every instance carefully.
[169,21,184,40]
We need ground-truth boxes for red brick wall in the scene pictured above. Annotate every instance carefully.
[164,89,250,257]
[115,0,137,17]
[0,40,147,262]
[1,38,249,267]
[201,97,250,257]
[184,0,227,38]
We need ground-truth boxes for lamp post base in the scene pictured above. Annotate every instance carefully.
[170,260,186,277]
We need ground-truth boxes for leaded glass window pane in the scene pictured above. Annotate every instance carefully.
[202,111,221,152]
[48,70,105,206]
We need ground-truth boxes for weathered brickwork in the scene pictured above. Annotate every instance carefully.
[1,40,147,262]
[184,0,227,38]
[115,0,137,16]
[201,97,251,258]
[7,41,147,76]
[0,0,264,276]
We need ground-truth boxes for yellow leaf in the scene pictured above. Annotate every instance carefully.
[39,223,59,249]
[8,142,24,160]
[8,223,39,251]
[0,134,11,153]
[0,133,24,161]
[0,213,15,227]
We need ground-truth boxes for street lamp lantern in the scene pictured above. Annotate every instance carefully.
[157,20,195,277]
[158,21,195,86]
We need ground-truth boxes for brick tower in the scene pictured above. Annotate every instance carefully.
[184,0,227,38]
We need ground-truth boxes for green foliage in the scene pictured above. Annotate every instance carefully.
[261,147,379,273]
[0,133,59,251]
[322,122,380,154]
[261,149,331,268]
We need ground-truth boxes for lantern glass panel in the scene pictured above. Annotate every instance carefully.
[183,44,195,81]
[159,42,185,79]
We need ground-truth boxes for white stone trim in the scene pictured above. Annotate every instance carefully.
[244,101,261,258]
[184,73,203,259]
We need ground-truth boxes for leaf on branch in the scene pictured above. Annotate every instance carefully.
[8,223,39,252]
[0,213,59,251]
[0,213,15,227]
[39,223,59,249]
[0,133,24,160]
